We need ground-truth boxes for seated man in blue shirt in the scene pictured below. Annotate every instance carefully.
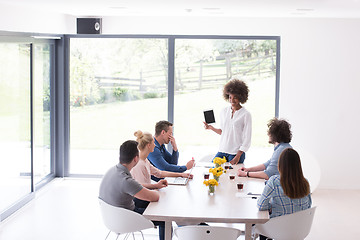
[147,121,195,179]
[237,118,292,180]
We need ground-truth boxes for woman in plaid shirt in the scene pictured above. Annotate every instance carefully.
[257,148,312,239]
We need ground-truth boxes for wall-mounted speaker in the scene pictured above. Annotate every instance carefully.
[77,18,102,34]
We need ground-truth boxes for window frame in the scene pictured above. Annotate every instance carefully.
[64,34,280,177]
[0,33,57,221]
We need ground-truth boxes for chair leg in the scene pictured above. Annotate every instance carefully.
[251,233,258,240]
[140,231,145,240]
[115,233,124,240]
[104,231,111,240]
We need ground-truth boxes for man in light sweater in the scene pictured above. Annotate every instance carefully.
[237,118,293,180]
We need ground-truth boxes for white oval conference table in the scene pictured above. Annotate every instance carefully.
[143,163,269,240]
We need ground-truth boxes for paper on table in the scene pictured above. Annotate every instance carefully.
[236,192,259,199]
[195,161,214,168]
[247,192,262,196]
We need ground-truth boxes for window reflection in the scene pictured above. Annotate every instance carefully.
[33,44,52,184]
[0,43,31,212]
[69,38,168,175]
[174,39,277,162]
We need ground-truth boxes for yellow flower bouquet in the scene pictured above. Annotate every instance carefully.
[203,178,219,194]
[209,166,224,182]
[213,156,227,167]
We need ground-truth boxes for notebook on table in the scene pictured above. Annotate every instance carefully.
[165,164,194,185]
[165,176,190,185]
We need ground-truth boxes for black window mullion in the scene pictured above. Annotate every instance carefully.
[167,37,175,124]
[30,43,34,192]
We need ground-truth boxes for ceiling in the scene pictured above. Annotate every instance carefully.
[1,0,360,18]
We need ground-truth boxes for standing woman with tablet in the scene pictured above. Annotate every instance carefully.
[203,79,252,164]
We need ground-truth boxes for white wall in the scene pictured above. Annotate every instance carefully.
[275,18,360,190]
[0,3,75,34]
[1,9,360,189]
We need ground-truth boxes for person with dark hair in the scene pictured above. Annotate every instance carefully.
[256,148,312,240]
[131,130,192,189]
[203,78,252,165]
[99,140,165,240]
[237,118,292,180]
[147,120,195,175]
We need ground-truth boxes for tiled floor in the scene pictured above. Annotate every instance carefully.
[0,178,359,240]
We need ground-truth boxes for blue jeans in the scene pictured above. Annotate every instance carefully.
[214,152,246,164]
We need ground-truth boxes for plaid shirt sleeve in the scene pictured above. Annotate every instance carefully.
[257,176,276,211]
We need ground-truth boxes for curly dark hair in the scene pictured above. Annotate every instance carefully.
[267,118,292,143]
[223,79,249,104]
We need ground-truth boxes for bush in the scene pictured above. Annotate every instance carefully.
[113,87,140,101]
[144,92,159,99]
[113,87,128,100]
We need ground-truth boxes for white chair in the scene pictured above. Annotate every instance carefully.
[199,154,215,162]
[252,207,316,240]
[98,199,155,240]
[174,225,242,240]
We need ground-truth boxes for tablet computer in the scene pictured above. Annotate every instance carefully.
[204,109,215,124]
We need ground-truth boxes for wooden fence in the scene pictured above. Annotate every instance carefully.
[95,54,275,93]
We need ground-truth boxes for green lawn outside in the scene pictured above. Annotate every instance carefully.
[70,77,274,150]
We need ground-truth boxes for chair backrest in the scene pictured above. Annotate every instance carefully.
[174,226,242,240]
[98,199,154,234]
[254,206,316,240]
[199,154,215,162]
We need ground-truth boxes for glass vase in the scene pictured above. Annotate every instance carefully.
[208,185,215,195]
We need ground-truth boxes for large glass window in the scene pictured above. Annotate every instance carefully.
[0,38,54,221]
[33,44,52,184]
[69,36,279,175]
[69,38,168,175]
[174,39,277,163]
[0,42,31,213]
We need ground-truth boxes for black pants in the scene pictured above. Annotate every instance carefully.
[134,198,165,240]
[259,235,272,240]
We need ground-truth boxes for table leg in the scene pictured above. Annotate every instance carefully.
[164,221,172,240]
[245,223,252,240]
